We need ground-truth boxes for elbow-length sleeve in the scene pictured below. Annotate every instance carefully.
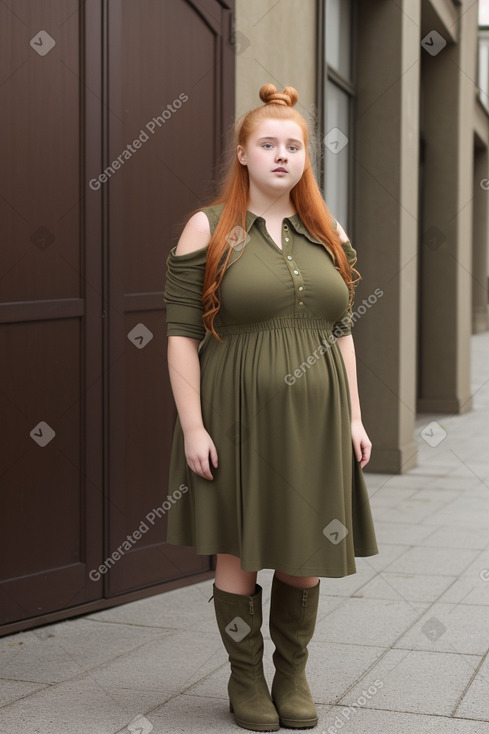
[332,238,358,338]
[163,245,208,341]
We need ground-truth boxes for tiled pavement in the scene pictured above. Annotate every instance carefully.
[1,331,489,733]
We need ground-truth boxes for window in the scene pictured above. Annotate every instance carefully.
[318,0,355,232]
[477,29,489,113]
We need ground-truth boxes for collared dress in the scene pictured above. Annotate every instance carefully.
[163,202,378,577]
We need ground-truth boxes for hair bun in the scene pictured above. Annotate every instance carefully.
[259,83,298,108]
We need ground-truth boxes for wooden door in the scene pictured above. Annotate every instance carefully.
[0,0,234,635]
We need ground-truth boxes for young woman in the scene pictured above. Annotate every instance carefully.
[163,83,378,732]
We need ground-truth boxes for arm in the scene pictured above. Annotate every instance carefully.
[334,218,372,468]
[167,336,205,433]
[166,212,218,480]
[337,335,372,468]
[167,335,218,480]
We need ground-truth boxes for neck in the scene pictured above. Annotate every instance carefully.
[247,185,296,219]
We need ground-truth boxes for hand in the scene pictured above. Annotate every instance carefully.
[183,426,218,480]
[351,419,372,468]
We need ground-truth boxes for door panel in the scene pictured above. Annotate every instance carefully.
[106,0,232,594]
[0,0,104,625]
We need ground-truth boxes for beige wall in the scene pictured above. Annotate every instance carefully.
[354,0,420,473]
[233,0,488,473]
[235,0,317,119]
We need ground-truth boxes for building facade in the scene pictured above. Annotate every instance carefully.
[236,0,489,473]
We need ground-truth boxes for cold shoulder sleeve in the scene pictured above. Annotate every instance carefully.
[163,245,208,341]
[332,238,358,338]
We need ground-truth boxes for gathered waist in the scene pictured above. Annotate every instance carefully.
[213,316,335,336]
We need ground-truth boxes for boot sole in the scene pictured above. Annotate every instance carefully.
[278,718,318,729]
[229,701,280,732]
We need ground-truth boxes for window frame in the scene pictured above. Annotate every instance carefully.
[316,0,357,235]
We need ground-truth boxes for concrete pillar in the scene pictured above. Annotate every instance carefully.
[417,2,476,414]
[354,0,420,473]
[472,143,489,333]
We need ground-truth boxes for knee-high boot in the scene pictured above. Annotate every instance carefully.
[269,574,320,729]
[212,582,280,732]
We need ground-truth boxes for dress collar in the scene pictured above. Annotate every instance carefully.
[246,210,323,245]
[246,210,336,259]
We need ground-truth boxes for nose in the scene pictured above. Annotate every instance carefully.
[275,145,288,162]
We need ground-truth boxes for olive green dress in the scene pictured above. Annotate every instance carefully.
[163,203,378,577]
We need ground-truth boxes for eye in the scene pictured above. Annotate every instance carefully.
[289,145,298,152]
[262,143,273,149]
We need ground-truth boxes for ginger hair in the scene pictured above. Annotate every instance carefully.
[188,83,360,343]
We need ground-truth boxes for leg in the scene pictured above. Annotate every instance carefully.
[212,554,279,731]
[274,569,319,589]
[269,570,320,729]
[215,553,257,594]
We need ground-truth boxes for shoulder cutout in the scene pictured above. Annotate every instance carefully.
[335,220,350,245]
[174,211,211,256]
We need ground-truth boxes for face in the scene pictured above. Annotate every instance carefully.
[237,118,306,197]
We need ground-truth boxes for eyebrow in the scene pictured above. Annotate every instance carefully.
[257,136,303,144]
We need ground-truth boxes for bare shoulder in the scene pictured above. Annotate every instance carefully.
[174,211,211,256]
[335,220,350,244]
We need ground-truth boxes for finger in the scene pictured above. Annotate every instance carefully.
[210,446,219,468]
[188,457,208,480]
[199,457,213,480]
[352,440,362,463]
[361,444,372,467]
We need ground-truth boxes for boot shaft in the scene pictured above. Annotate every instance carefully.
[269,576,320,672]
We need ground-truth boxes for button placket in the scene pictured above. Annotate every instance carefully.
[282,221,305,311]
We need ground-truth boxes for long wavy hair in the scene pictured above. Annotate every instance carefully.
[189,83,360,343]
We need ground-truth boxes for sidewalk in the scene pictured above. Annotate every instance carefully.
[1,332,489,734]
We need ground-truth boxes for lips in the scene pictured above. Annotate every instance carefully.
[272,167,287,173]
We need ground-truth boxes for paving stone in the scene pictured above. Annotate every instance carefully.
[0,674,163,734]
[385,547,480,576]
[340,648,480,716]
[394,602,489,655]
[355,543,411,573]
[368,487,420,507]
[321,705,489,733]
[0,679,48,707]
[86,628,228,696]
[455,652,489,721]
[316,564,378,597]
[368,521,438,546]
[0,619,167,684]
[438,576,489,606]
[356,571,456,603]
[313,597,428,647]
[417,526,489,550]
[374,498,454,524]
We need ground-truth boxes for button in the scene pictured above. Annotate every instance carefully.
[284,237,289,242]
[298,286,304,291]
[283,224,289,230]
[293,269,299,275]
[287,255,292,260]
[298,301,304,306]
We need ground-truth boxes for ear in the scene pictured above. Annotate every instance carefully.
[237,144,246,166]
